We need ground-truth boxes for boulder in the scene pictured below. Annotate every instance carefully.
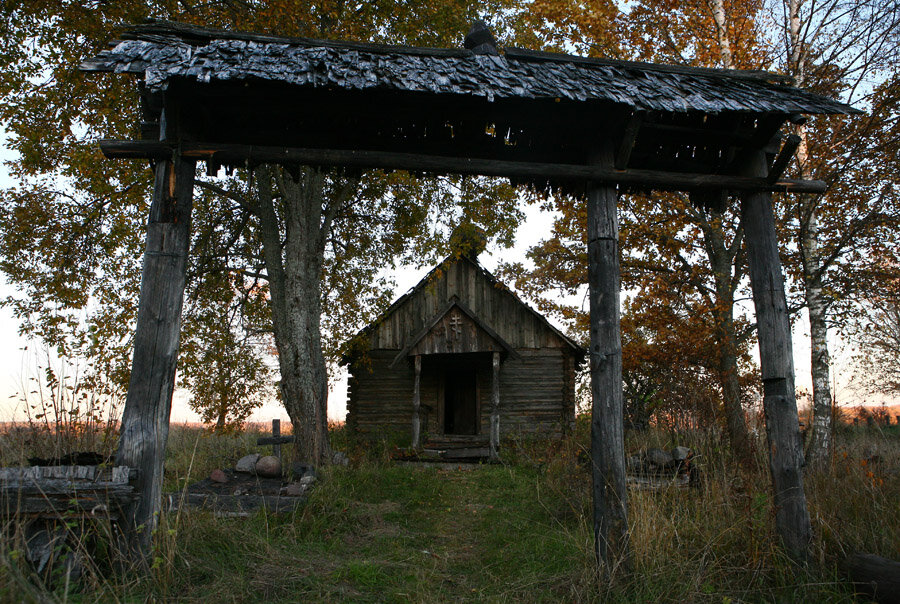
[333,451,350,466]
[292,462,316,479]
[283,483,305,496]
[235,453,261,474]
[299,475,316,487]
[255,455,282,478]
[209,469,228,483]
[647,448,674,468]
[672,446,692,461]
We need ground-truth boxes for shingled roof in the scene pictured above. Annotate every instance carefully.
[84,20,854,116]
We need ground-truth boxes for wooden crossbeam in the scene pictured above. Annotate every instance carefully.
[256,436,296,446]
[99,140,828,194]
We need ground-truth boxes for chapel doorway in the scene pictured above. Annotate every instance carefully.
[443,367,478,435]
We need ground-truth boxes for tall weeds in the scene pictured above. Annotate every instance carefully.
[1,348,122,464]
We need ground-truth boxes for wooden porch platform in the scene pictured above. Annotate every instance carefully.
[399,434,495,463]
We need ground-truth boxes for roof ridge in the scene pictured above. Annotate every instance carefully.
[503,48,794,85]
[124,20,794,86]
[121,19,473,58]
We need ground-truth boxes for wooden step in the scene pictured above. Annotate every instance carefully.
[424,435,489,449]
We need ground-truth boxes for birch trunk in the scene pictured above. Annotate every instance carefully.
[700,1,755,462]
[789,0,834,468]
[798,184,833,466]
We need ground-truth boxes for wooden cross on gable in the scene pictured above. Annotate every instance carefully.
[449,312,463,339]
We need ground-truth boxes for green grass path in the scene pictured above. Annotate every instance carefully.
[170,463,590,603]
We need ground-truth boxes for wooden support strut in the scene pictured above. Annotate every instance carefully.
[98,140,828,194]
[412,355,422,449]
[615,111,643,170]
[272,419,281,459]
[490,351,500,461]
[740,150,812,561]
[116,152,196,562]
[587,140,631,574]
[767,134,801,184]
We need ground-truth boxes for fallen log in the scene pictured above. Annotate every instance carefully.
[847,552,900,604]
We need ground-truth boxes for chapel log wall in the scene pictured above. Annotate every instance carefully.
[367,259,569,351]
[347,349,575,441]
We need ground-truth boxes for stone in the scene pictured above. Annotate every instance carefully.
[333,451,350,466]
[255,455,282,478]
[283,483,305,496]
[299,475,316,487]
[209,469,228,483]
[235,453,261,474]
[672,446,691,461]
[647,448,674,468]
[292,462,316,479]
[626,455,643,472]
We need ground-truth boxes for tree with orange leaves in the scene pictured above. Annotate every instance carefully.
[0,1,526,467]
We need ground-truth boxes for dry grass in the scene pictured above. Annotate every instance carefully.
[1,419,898,602]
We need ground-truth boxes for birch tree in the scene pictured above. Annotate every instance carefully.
[777,0,900,468]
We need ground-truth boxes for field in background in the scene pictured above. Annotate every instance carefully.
[1,419,898,602]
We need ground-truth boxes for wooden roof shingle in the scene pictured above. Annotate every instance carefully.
[82,20,856,116]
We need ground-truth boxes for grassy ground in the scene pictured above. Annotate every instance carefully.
[1,421,899,602]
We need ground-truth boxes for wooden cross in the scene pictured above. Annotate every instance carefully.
[449,313,463,339]
[256,419,295,460]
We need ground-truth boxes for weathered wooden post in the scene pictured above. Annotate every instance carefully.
[490,351,500,460]
[740,149,812,561]
[116,147,196,561]
[272,419,282,460]
[586,140,631,574]
[412,355,422,449]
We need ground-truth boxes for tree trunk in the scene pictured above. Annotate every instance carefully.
[254,165,356,467]
[696,1,754,464]
[789,0,833,470]
[215,405,227,430]
[797,153,834,469]
[695,201,753,463]
[802,216,834,468]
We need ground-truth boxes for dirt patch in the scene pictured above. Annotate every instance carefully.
[167,469,306,516]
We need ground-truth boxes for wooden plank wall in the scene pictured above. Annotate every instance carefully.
[369,259,569,352]
[348,349,574,440]
[409,307,504,356]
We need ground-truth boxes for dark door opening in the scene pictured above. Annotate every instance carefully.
[444,368,478,435]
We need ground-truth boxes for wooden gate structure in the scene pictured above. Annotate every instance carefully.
[82,20,856,568]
